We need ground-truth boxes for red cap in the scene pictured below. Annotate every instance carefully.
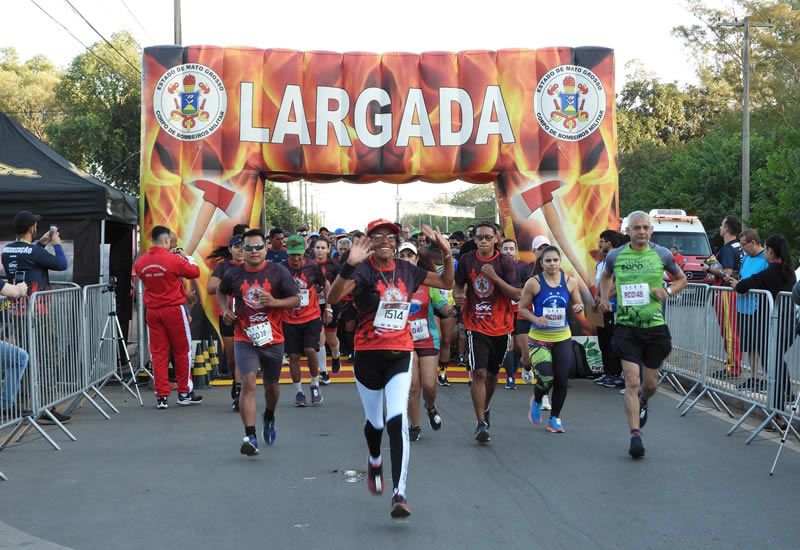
[366,218,400,236]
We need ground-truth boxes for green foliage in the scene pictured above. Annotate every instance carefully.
[263,182,305,231]
[0,48,61,139]
[45,31,141,196]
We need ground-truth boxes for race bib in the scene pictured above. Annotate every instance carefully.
[621,283,650,307]
[299,289,310,308]
[410,319,430,341]
[543,307,566,328]
[245,321,273,347]
[374,301,410,330]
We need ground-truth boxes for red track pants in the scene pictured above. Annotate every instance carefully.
[146,305,193,397]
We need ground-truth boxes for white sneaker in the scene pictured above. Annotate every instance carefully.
[282,355,289,365]
[541,394,552,411]
[521,368,534,384]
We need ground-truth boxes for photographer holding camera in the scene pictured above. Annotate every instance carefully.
[1,211,68,294]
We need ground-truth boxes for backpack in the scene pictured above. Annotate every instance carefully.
[569,340,592,379]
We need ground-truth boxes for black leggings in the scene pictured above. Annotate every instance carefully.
[530,339,574,418]
[597,312,621,377]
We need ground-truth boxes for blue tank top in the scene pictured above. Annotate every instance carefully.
[532,272,570,331]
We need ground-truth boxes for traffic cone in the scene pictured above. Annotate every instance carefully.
[208,339,220,380]
[192,344,207,389]
[202,340,212,382]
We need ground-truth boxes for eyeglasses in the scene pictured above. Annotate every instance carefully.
[474,234,494,241]
[369,233,397,243]
[243,243,266,251]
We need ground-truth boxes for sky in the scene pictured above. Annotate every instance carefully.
[6,0,722,231]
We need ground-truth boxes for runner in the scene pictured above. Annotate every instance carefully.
[328,220,453,518]
[598,211,687,458]
[500,238,532,391]
[517,246,584,433]
[282,235,327,407]
[217,229,300,457]
[454,222,520,444]
[398,242,455,442]
[207,233,246,411]
[313,237,342,385]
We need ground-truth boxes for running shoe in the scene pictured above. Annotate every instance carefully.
[541,394,552,411]
[390,493,412,518]
[367,458,383,495]
[409,425,422,442]
[484,408,491,429]
[614,376,626,389]
[319,371,331,385]
[639,396,649,429]
[156,396,168,410]
[505,376,517,390]
[282,355,289,365]
[177,391,203,406]
[231,398,240,412]
[240,435,259,456]
[456,355,466,367]
[602,376,620,388]
[426,407,442,431]
[547,417,565,433]
[629,435,645,458]
[262,411,276,445]
[528,396,542,424]
[231,383,241,400]
[331,356,341,373]
[437,369,450,387]
[521,368,534,384]
[594,374,610,385]
[310,385,323,405]
[474,421,491,444]
[619,388,627,395]
[294,391,307,407]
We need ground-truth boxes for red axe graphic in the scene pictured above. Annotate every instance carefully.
[184,179,244,256]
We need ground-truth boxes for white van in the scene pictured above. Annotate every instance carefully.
[621,209,714,284]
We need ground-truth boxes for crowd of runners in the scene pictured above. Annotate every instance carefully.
[134,211,687,518]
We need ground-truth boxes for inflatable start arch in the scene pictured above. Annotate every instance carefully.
[140,46,618,336]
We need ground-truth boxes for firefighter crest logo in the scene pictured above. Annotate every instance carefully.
[154,64,227,141]
[473,274,493,299]
[534,65,606,142]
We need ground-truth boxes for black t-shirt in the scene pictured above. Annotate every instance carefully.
[718,239,742,274]
[455,250,517,336]
[281,258,326,324]
[351,258,428,352]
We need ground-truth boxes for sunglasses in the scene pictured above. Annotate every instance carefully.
[474,234,494,241]
[243,243,266,251]
[370,233,398,243]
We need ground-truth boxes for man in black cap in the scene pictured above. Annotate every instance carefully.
[2,211,68,294]
[2,210,71,424]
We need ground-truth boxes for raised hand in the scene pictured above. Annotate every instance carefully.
[346,235,374,266]
[422,224,451,256]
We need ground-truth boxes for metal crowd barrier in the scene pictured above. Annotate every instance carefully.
[662,284,800,444]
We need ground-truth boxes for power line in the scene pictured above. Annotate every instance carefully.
[119,0,156,44]
[62,0,141,74]
[28,0,121,74]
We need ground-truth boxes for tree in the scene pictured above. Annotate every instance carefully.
[46,31,141,195]
[0,48,61,140]
[263,181,305,231]
[399,183,496,233]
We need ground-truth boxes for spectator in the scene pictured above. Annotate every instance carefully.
[593,230,624,389]
[134,225,202,409]
[295,226,308,239]
[670,246,686,271]
[448,231,465,259]
[266,228,288,263]
[727,229,769,391]
[704,215,744,377]
[0,278,29,414]
[1,211,68,293]
[336,238,352,256]
[733,235,796,418]
[2,211,70,424]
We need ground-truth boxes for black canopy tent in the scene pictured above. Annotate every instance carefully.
[0,111,138,329]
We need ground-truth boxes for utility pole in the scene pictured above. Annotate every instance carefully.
[395,184,401,224]
[173,0,182,45]
[304,180,309,226]
[719,16,773,223]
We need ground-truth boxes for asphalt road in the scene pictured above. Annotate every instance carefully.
[1,379,799,550]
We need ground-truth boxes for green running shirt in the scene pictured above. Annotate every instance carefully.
[603,243,682,328]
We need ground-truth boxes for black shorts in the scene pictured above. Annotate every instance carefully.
[234,341,284,382]
[466,331,510,374]
[414,347,439,358]
[737,312,767,354]
[513,316,529,336]
[353,350,412,390]
[340,301,357,324]
[283,318,323,355]
[612,324,672,370]
[218,315,234,338]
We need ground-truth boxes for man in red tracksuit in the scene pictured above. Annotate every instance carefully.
[134,225,203,409]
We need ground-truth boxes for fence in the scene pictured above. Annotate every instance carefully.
[1,282,130,461]
[663,283,800,444]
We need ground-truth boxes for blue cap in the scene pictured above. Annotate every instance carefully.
[334,228,346,236]
[229,235,243,247]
